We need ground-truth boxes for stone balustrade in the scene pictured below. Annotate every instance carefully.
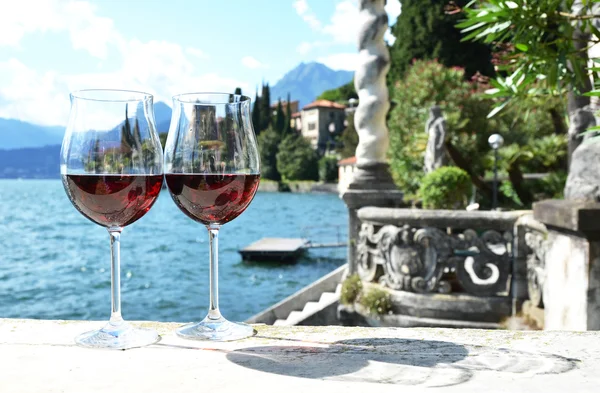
[335,202,600,332]
[338,207,532,328]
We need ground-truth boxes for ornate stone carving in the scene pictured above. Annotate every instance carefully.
[356,223,512,296]
[524,230,548,308]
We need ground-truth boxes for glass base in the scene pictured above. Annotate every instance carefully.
[176,315,256,341]
[75,320,160,350]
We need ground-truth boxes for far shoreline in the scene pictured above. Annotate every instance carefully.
[0,177,340,195]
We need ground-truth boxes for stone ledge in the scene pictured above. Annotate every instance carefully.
[358,207,529,231]
[1,319,599,392]
[534,199,600,234]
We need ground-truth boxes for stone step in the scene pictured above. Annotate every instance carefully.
[318,291,338,304]
[273,284,344,327]
[273,319,287,326]
[284,311,305,325]
[301,301,321,315]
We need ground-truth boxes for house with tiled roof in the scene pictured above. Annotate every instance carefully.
[299,99,346,154]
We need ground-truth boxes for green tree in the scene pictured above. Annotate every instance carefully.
[234,87,242,95]
[318,155,339,182]
[159,132,168,150]
[337,113,358,158]
[387,0,494,86]
[276,134,319,181]
[457,0,597,112]
[284,93,292,135]
[318,80,358,102]
[257,127,281,181]
[252,88,262,134]
[259,83,271,131]
[274,99,285,135]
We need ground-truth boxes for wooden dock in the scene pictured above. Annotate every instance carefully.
[239,237,345,262]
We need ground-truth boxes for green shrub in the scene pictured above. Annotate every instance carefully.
[340,274,363,305]
[419,166,471,209]
[358,288,392,316]
[276,134,319,181]
[318,155,339,183]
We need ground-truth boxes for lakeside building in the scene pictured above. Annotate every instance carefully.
[337,155,356,194]
[270,100,299,117]
[299,99,346,154]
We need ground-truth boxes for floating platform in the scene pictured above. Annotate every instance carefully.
[239,237,347,262]
[239,238,310,262]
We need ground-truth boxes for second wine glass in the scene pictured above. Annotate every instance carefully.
[164,93,260,341]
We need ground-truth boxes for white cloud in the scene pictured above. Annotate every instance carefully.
[241,56,265,69]
[317,53,359,71]
[0,59,71,126]
[0,0,63,47]
[0,2,246,126]
[63,1,119,59]
[385,0,402,24]
[0,0,120,59]
[293,0,309,15]
[296,0,401,59]
[293,0,322,30]
[296,41,330,55]
[186,47,208,59]
[384,0,401,45]
[297,42,313,55]
[322,0,360,45]
[384,29,397,46]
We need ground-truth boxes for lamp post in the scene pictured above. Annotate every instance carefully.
[488,134,504,210]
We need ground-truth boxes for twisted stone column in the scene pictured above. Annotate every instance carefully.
[341,0,403,278]
[349,0,396,190]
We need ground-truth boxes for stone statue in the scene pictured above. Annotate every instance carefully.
[424,106,448,173]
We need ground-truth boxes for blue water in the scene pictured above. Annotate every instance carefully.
[0,180,347,322]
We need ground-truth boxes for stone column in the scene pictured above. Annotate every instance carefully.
[342,0,403,275]
[533,200,600,330]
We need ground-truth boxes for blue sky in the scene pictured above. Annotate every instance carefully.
[0,0,400,127]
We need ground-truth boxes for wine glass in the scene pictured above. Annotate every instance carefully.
[61,89,164,349]
[164,93,260,341]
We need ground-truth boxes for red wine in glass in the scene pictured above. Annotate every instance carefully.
[63,174,163,227]
[165,173,259,225]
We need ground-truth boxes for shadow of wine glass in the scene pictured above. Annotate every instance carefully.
[225,337,579,388]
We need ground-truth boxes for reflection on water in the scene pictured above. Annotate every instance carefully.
[0,179,347,322]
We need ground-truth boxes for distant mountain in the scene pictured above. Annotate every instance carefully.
[0,119,64,150]
[153,101,173,133]
[0,145,61,178]
[0,102,172,152]
[270,62,353,110]
[0,102,173,178]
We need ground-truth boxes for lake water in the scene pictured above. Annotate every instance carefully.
[0,180,347,322]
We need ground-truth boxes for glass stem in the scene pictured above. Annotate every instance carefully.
[207,224,222,320]
[108,227,124,326]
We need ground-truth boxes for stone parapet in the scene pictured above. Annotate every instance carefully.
[534,199,600,330]
[0,319,598,392]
